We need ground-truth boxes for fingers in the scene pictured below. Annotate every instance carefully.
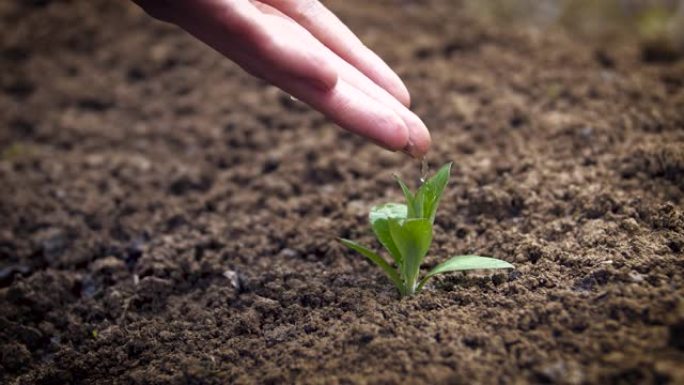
[285,79,410,152]
[253,0,430,156]
[258,0,411,106]
[256,15,338,91]
[156,0,337,92]
[254,10,430,157]
[247,14,422,154]
[136,0,429,156]
[310,28,431,157]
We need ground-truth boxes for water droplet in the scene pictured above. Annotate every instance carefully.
[420,157,429,184]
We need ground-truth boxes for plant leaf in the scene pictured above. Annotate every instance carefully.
[369,203,407,223]
[414,162,452,223]
[339,238,402,288]
[417,255,514,291]
[395,176,417,218]
[388,218,432,292]
[369,203,407,265]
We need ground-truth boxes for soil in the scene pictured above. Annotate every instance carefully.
[1,0,683,384]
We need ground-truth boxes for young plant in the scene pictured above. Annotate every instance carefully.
[340,163,513,297]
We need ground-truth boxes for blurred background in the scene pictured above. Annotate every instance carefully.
[462,0,684,61]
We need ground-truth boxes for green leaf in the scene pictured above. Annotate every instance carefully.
[417,255,513,291]
[395,176,417,218]
[369,203,407,223]
[339,238,402,288]
[414,162,451,223]
[388,218,432,292]
[369,203,407,265]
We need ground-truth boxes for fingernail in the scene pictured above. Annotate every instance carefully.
[401,138,419,158]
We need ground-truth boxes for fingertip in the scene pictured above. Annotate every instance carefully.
[374,108,410,152]
[383,73,411,107]
[401,113,431,158]
[393,81,411,108]
[409,128,432,158]
[376,69,412,108]
[364,47,411,107]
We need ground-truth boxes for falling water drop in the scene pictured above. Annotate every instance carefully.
[419,157,429,184]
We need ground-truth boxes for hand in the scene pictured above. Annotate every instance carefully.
[133,0,431,157]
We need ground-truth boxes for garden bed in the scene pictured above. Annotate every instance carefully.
[1,1,683,384]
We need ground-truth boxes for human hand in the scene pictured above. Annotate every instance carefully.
[133,0,431,157]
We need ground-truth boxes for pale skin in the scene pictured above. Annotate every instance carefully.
[133,0,431,158]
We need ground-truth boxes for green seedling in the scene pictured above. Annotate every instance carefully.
[340,162,514,297]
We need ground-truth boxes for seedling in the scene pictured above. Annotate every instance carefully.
[340,162,513,297]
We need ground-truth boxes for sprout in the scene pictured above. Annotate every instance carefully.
[340,163,514,297]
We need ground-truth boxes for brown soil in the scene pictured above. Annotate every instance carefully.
[1,1,683,384]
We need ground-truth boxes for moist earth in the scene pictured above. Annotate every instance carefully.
[1,1,683,384]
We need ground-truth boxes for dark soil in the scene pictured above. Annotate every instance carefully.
[1,1,683,384]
